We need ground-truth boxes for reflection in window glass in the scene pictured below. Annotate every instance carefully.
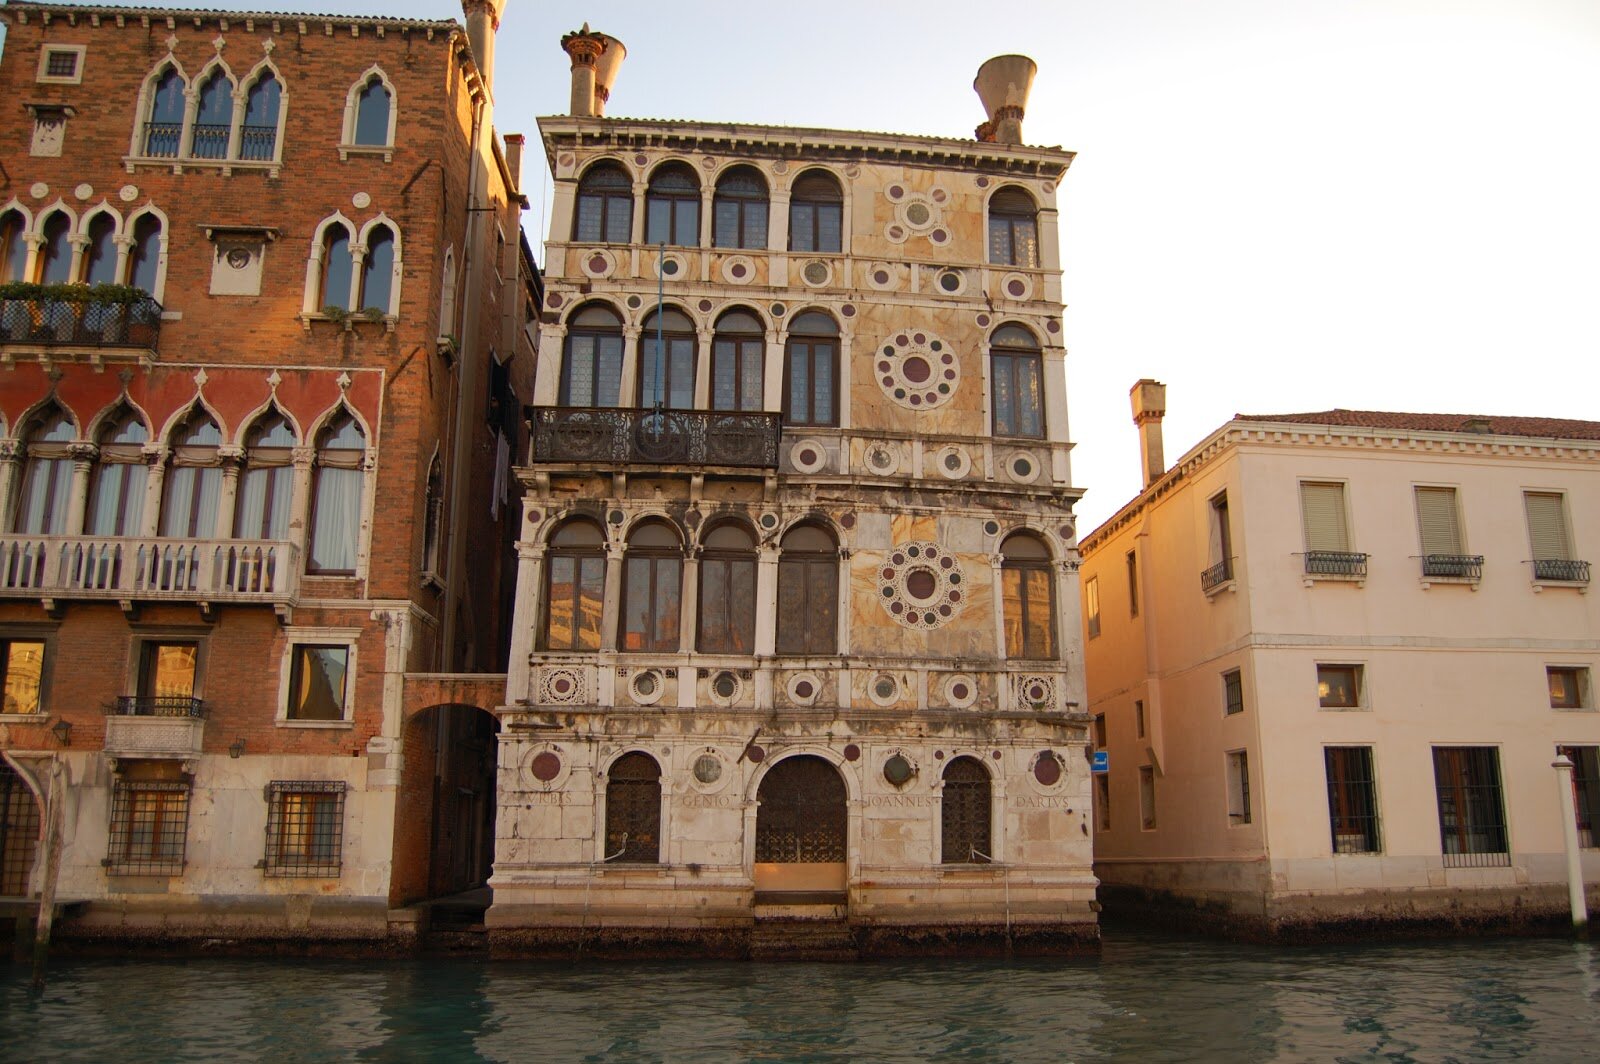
[288,645,349,720]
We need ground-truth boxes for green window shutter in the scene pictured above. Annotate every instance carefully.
[1299,482,1349,552]
[1415,487,1461,555]
[1525,492,1571,560]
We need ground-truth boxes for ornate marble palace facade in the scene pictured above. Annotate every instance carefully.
[486,39,1096,956]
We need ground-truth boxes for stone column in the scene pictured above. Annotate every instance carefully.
[215,446,243,538]
[693,326,713,409]
[178,86,201,159]
[836,546,852,655]
[754,545,779,656]
[837,328,854,431]
[226,88,247,162]
[762,327,784,413]
[347,244,369,312]
[679,545,701,657]
[505,538,546,702]
[286,446,315,559]
[112,235,134,286]
[630,181,647,245]
[66,236,89,286]
[0,441,20,532]
[139,446,167,536]
[988,551,1008,660]
[599,545,624,652]
[618,325,642,408]
[534,324,567,405]
[63,444,96,536]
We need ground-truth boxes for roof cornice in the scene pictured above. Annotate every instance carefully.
[537,115,1074,180]
[0,4,461,35]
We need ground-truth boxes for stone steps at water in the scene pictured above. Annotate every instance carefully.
[750,918,859,961]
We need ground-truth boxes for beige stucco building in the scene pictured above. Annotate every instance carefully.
[1081,386,1600,938]
[485,39,1096,957]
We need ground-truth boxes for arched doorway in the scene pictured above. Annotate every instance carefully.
[755,755,847,895]
[396,704,499,904]
[1,761,41,896]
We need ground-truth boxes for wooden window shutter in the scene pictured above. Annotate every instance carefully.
[1414,487,1461,555]
[1299,482,1349,552]
[1525,492,1571,560]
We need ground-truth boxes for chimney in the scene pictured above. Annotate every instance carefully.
[560,24,624,118]
[503,133,524,191]
[974,54,1037,145]
[1130,379,1168,488]
[462,1,506,93]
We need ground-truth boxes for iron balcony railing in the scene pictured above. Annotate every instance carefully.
[0,292,162,349]
[1305,550,1368,577]
[0,535,299,603]
[113,695,206,719]
[190,123,231,159]
[1200,558,1234,592]
[1422,554,1484,580]
[239,124,278,161]
[142,121,181,158]
[530,406,783,469]
[1533,558,1591,583]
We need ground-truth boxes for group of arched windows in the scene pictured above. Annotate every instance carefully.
[543,516,1058,661]
[0,204,164,296]
[576,163,844,253]
[574,159,1042,268]
[137,61,285,164]
[5,402,367,574]
[597,750,993,865]
[307,215,402,317]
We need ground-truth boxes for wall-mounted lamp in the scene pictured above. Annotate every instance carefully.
[50,719,72,747]
[228,738,247,759]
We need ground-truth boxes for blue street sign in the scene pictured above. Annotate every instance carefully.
[1091,750,1109,774]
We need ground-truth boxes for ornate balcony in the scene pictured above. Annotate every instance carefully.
[104,713,205,759]
[1200,558,1234,592]
[0,286,162,354]
[1304,550,1368,578]
[1422,554,1484,580]
[1533,558,1590,583]
[113,696,206,718]
[530,406,782,469]
[0,536,299,609]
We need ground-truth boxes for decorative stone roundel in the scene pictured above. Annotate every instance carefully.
[800,260,832,287]
[867,672,902,706]
[655,254,685,280]
[1014,673,1056,709]
[629,668,665,706]
[943,673,979,710]
[720,256,755,284]
[875,329,960,410]
[1006,450,1042,484]
[537,666,586,705]
[878,541,966,630]
[786,671,823,706]
[688,748,731,794]
[999,272,1034,301]
[933,445,971,480]
[789,439,829,475]
[579,249,614,280]
[523,743,572,791]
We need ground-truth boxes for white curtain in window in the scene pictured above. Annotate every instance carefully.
[17,456,73,534]
[160,465,222,538]
[310,465,361,571]
[87,462,148,536]
[235,464,292,540]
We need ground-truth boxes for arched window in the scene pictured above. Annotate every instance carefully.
[14,407,76,534]
[233,410,295,541]
[619,520,681,653]
[360,225,396,315]
[713,166,768,249]
[788,171,843,253]
[318,223,355,313]
[698,523,755,654]
[645,163,700,247]
[560,304,624,407]
[544,518,606,651]
[604,752,661,863]
[128,214,163,295]
[776,524,837,656]
[1001,532,1057,660]
[241,73,281,161]
[192,69,233,159]
[0,210,28,283]
[637,306,696,409]
[782,311,838,427]
[81,214,119,285]
[990,325,1044,438]
[988,187,1039,268]
[573,163,632,244]
[711,309,764,412]
[308,412,366,573]
[160,410,223,538]
[143,68,185,158]
[421,454,443,575]
[352,75,391,146]
[941,757,992,863]
[86,408,148,536]
[35,213,72,284]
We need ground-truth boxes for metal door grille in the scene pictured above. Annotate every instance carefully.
[263,781,346,877]
[1,764,40,895]
[604,753,661,863]
[941,758,992,863]
[756,756,847,863]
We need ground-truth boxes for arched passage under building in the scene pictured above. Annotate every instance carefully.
[0,758,42,898]
[394,703,499,905]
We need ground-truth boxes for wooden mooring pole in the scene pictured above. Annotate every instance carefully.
[30,756,66,996]
[1552,754,1589,941]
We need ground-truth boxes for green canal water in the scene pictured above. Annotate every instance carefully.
[3,927,1598,1062]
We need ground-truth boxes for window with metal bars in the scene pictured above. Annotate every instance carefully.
[106,781,190,875]
[941,757,992,863]
[1223,669,1244,716]
[1324,746,1381,854]
[1557,746,1600,848]
[1226,750,1252,825]
[1,763,41,895]
[263,781,346,877]
[603,753,661,863]
[1432,746,1509,867]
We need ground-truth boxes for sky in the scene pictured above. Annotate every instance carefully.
[5,1,1598,529]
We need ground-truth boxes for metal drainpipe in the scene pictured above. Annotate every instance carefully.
[441,90,488,667]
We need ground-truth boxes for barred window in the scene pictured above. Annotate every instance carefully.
[107,780,190,875]
[1325,746,1381,854]
[1432,746,1509,867]
[604,753,661,863]
[941,757,992,863]
[264,781,347,877]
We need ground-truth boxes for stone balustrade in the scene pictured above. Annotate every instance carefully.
[0,534,299,606]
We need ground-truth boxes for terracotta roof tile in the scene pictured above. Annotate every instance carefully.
[1234,409,1600,442]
